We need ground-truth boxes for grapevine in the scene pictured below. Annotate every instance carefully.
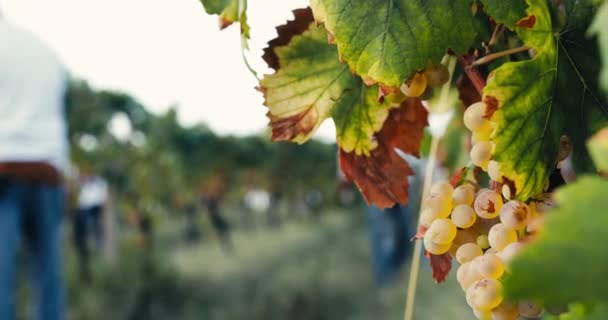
[200,0,608,318]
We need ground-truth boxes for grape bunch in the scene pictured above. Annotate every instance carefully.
[420,179,552,319]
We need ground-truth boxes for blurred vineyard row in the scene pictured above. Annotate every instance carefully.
[66,80,346,218]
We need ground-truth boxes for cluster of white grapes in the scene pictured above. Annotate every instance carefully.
[420,180,552,319]
[463,100,518,195]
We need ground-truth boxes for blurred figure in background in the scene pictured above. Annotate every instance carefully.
[201,174,233,252]
[365,204,411,286]
[0,9,69,320]
[73,169,108,282]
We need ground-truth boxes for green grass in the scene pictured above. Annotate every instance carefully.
[168,211,472,320]
[20,209,474,319]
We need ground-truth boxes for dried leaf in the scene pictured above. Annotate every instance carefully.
[339,100,428,208]
[425,251,453,284]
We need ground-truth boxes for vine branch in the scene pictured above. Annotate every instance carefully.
[486,24,505,50]
[458,55,486,97]
[471,46,530,67]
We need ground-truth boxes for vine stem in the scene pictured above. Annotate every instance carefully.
[238,0,260,80]
[488,24,505,49]
[403,55,456,320]
[458,55,485,97]
[403,135,439,320]
[241,39,260,81]
[470,45,530,67]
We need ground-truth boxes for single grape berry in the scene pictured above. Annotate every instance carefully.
[519,301,543,318]
[453,185,476,206]
[457,262,483,291]
[456,242,483,264]
[472,253,504,279]
[464,101,490,131]
[477,234,490,249]
[470,141,493,169]
[424,194,453,219]
[474,189,503,219]
[502,184,514,200]
[487,160,502,182]
[419,208,438,228]
[491,302,520,320]
[429,180,454,199]
[499,200,530,229]
[424,64,450,87]
[466,278,504,311]
[498,242,525,267]
[427,218,458,244]
[488,223,518,250]
[451,204,477,228]
[400,72,427,97]
[485,247,498,254]
[473,308,492,320]
[471,124,493,143]
[423,232,452,255]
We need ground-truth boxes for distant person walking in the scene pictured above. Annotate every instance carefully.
[0,11,69,320]
[201,174,233,252]
[74,170,108,282]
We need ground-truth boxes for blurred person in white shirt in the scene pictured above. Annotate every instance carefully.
[73,169,108,282]
[0,8,69,320]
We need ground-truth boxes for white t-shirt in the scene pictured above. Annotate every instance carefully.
[78,176,108,210]
[0,22,69,173]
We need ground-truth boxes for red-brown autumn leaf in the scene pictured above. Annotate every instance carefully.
[425,251,453,283]
[339,99,428,209]
[412,225,428,240]
[450,167,468,188]
[266,108,318,142]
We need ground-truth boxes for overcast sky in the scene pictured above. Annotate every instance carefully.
[2,0,336,142]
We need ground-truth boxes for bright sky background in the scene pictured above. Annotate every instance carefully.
[1,0,336,142]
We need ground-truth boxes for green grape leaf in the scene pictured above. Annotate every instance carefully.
[262,8,315,71]
[260,12,428,208]
[479,0,528,29]
[503,177,608,305]
[484,0,608,201]
[589,2,608,92]
[544,303,608,320]
[587,127,608,172]
[260,22,363,146]
[200,0,247,33]
[310,0,478,87]
[260,14,396,153]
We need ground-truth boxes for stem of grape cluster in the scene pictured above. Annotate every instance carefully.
[403,56,456,320]
[403,135,439,320]
[470,45,530,68]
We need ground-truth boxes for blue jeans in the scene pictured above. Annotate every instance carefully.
[0,177,65,320]
[366,204,411,286]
